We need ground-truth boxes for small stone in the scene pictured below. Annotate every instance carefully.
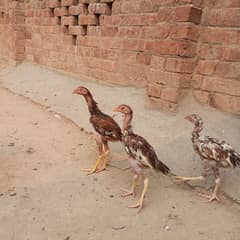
[109,194,114,198]
[9,192,17,197]
[112,226,125,230]
[8,142,15,147]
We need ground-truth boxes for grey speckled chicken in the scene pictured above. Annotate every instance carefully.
[114,104,171,211]
[175,114,240,202]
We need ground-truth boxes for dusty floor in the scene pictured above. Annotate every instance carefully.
[1,62,240,201]
[1,85,240,240]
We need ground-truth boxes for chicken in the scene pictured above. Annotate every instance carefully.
[73,86,122,174]
[114,104,171,211]
[175,114,240,202]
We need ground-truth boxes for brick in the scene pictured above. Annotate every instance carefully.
[118,26,142,38]
[212,93,240,114]
[145,40,196,57]
[193,90,210,104]
[170,23,199,41]
[122,39,145,51]
[148,70,191,88]
[223,48,240,62]
[201,77,240,96]
[213,0,240,7]
[54,8,63,16]
[68,26,87,36]
[100,26,118,37]
[150,55,165,70]
[165,58,196,73]
[69,4,88,15]
[215,62,240,79]
[198,44,225,60]
[147,83,162,97]
[176,6,202,24]
[62,16,78,25]
[88,3,111,15]
[48,0,60,8]
[207,9,240,27]
[79,15,99,25]
[61,0,78,7]
[142,24,169,39]
[201,28,240,45]
[161,87,180,102]
[136,53,151,65]
[120,14,158,26]
[195,60,217,76]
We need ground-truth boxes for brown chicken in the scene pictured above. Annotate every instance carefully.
[175,114,240,202]
[114,104,171,211]
[73,86,122,174]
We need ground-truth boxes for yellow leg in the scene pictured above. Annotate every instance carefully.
[95,150,110,173]
[128,178,149,212]
[199,177,221,202]
[175,175,205,183]
[121,174,138,197]
[81,154,104,175]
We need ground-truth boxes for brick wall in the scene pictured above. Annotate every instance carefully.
[0,0,25,64]
[0,0,239,114]
[193,0,240,113]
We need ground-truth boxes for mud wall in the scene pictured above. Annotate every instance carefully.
[0,0,239,113]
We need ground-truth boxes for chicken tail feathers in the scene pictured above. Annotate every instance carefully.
[230,151,240,168]
[155,160,171,175]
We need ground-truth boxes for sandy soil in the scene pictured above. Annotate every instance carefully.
[1,87,240,240]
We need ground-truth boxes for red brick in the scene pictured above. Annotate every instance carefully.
[48,0,60,8]
[68,26,87,36]
[161,87,180,102]
[201,28,240,45]
[150,55,165,70]
[148,70,191,88]
[193,90,210,104]
[198,44,225,60]
[79,15,99,25]
[122,39,145,51]
[175,6,202,24]
[61,0,78,7]
[100,26,118,37]
[88,3,111,15]
[223,48,240,62]
[118,26,142,38]
[170,23,199,41]
[213,0,240,7]
[207,9,240,27]
[136,53,151,65]
[147,83,162,97]
[142,24,169,39]
[69,4,88,15]
[196,60,217,76]
[165,58,196,73]
[120,14,158,26]
[62,16,78,25]
[201,77,240,96]
[215,62,240,79]
[212,93,240,114]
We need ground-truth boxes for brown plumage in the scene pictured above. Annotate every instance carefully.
[114,104,171,211]
[73,86,122,174]
[175,114,240,202]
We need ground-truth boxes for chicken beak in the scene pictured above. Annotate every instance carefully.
[113,107,119,112]
[72,89,78,94]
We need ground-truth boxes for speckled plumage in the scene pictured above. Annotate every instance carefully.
[190,114,240,169]
[175,114,240,202]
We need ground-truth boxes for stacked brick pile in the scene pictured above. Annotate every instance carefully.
[193,0,240,113]
[0,0,239,114]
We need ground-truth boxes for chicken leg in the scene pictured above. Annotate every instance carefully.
[128,178,149,211]
[121,174,139,197]
[81,135,105,175]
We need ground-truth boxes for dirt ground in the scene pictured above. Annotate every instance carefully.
[1,87,240,240]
